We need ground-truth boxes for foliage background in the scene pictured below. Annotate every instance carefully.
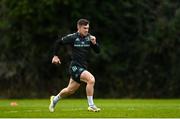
[0,0,180,98]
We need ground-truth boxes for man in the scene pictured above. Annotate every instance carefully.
[49,18,101,112]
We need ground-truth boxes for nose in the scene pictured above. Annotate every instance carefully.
[85,29,88,32]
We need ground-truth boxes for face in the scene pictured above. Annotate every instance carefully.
[78,24,89,36]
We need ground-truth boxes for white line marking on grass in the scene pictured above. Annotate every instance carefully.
[6,110,18,113]
[5,109,42,113]
[25,110,42,112]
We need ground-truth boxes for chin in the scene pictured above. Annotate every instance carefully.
[84,33,88,36]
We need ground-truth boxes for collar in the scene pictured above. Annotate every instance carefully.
[76,32,90,38]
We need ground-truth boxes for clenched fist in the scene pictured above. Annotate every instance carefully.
[52,56,61,64]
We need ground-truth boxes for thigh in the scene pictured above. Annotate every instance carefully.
[67,78,81,91]
[80,70,95,83]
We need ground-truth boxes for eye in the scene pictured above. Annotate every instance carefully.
[83,26,89,30]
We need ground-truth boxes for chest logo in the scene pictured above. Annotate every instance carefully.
[74,39,90,47]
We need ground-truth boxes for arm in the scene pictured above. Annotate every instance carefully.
[52,55,61,64]
[52,33,75,64]
[90,35,100,53]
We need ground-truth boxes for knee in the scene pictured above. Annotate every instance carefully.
[88,75,95,85]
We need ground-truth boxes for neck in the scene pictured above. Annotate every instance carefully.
[77,31,85,37]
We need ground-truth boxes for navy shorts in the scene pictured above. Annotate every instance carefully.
[69,61,86,84]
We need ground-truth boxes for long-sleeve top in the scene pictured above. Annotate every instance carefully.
[53,32,100,68]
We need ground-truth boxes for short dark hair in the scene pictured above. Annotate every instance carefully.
[77,19,89,26]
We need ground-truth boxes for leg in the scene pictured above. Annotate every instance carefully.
[80,71,95,96]
[80,70,101,112]
[49,78,80,112]
[59,78,80,98]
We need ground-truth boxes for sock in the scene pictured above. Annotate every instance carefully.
[87,96,94,107]
[53,94,61,104]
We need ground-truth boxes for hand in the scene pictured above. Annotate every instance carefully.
[52,56,61,64]
[90,35,96,45]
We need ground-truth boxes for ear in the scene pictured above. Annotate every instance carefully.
[77,25,80,30]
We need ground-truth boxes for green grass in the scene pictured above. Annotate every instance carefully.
[0,99,180,118]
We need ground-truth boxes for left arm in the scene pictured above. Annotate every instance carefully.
[90,35,100,53]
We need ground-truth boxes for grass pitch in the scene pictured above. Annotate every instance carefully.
[0,99,180,118]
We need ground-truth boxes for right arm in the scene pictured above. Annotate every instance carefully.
[52,33,75,64]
